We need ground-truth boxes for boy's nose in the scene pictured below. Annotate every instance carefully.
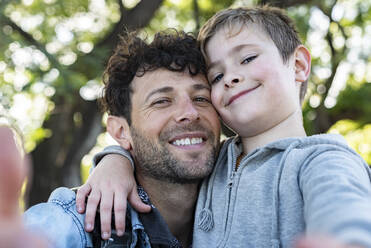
[175,99,200,123]
[224,74,243,88]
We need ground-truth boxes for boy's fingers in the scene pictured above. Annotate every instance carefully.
[84,189,100,232]
[113,191,126,236]
[99,191,113,240]
[294,235,358,248]
[128,190,151,213]
[76,183,92,213]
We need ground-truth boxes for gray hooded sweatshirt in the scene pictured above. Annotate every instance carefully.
[95,134,371,248]
[193,134,371,248]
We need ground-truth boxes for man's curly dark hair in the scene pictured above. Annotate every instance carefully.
[101,30,207,125]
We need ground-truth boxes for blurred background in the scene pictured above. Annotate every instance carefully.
[0,0,370,207]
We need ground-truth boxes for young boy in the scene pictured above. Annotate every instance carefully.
[78,6,371,247]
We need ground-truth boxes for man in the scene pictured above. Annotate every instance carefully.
[11,30,220,248]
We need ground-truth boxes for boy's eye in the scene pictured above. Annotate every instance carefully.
[241,55,257,64]
[211,73,223,85]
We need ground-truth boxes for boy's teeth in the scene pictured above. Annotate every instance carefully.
[172,137,203,146]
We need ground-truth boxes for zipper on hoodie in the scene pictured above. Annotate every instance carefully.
[219,149,261,247]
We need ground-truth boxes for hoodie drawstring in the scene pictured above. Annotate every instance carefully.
[197,139,232,232]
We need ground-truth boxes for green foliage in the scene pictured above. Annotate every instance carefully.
[329,120,371,165]
[25,127,52,152]
[330,80,371,123]
[144,0,234,35]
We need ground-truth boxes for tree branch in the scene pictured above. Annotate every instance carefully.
[259,0,314,8]
[70,0,164,80]
[0,15,60,68]
[0,14,70,87]
[193,0,200,33]
[96,0,164,49]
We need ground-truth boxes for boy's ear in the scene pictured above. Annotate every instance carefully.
[106,115,132,151]
[294,45,311,83]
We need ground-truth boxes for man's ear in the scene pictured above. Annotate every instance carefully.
[294,45,311,83]
[106,115,132,150]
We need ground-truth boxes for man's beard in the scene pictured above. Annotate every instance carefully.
[130,124,217,184]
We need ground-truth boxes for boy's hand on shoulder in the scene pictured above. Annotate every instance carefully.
[294,235,364,248]
[75,154,151,240]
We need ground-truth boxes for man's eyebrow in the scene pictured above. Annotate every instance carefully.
[145,86,173,102]
[193,83,210,91]
[207,44,256,71]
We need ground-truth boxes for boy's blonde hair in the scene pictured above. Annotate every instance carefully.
[198,5,307,103]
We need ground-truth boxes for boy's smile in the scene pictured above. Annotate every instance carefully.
[205,24,310,140]
[226,84,261,106]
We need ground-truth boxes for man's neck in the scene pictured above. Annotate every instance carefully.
[137,174,199,247]
[241,109,307,155]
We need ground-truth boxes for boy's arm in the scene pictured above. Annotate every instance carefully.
[295,235,364,248]
[299,149,371,247]
[76,146,151,240]
[0,127,48,248]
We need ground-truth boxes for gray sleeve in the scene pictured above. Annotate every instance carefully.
[299,149,371,247]
[91,145,134,171]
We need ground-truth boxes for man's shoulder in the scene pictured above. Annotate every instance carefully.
[24,187,92,248]
[47,187,77,206]
[24,187,78,216]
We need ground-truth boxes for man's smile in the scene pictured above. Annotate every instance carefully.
[168,132,208,149]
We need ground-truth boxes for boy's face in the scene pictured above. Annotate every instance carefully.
[205,24,309,137]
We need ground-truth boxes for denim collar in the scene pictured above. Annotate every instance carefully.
[137,186,183,248]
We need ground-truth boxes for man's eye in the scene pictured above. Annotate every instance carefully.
[152,99,170,106]
[211,74,223,84]
[194,96,211,106]
[241,55,257,64]
[194,96,210,103]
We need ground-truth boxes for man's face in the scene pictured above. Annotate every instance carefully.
[129,69,220,184]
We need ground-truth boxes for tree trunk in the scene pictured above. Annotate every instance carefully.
[28,97,102,206]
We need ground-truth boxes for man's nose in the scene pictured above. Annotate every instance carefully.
[175,98,200,123]
[224,73,244,88]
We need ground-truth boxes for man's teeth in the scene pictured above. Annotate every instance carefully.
[172,137,203,146]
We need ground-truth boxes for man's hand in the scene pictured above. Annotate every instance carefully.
[76,154,151,240]
[294,235,364,248]
[0,126,48,248]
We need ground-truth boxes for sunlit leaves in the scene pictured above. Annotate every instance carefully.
[329,120,371,164]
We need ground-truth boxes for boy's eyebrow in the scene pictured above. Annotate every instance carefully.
[231,44,257,55]
[145,86,173,102]
[207,44,257,70]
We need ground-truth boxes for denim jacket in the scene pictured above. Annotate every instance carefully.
[24,187,182,248]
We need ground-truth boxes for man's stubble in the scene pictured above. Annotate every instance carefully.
[130,123,218,184]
